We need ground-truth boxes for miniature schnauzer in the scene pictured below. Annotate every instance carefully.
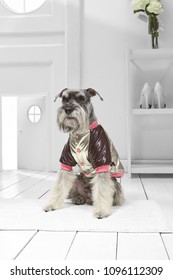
[43,88,124,218]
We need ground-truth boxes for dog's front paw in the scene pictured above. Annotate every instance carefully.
[94,210,111,219]
[43,203,63,212]
[43,205,55,212]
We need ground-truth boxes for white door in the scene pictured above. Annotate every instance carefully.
[17,97,46,171]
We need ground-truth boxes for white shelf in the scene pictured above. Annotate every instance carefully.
[127,48,173,176]
[132,108,173,115]
[130,49,173,61]
[131,162,173,174]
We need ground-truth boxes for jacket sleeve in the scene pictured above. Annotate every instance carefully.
[59,139,77,171]
[88,125,111,172]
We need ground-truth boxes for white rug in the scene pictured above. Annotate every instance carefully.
[0,199,171,232]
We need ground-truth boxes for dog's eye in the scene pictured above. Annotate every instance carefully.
[77,96,85,102]
[62,96,68,103]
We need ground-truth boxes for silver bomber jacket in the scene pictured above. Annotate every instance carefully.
[60,121,124,178]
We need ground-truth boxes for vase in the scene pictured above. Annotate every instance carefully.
[148,14,159,49]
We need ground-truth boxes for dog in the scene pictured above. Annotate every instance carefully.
[43,88,124,218]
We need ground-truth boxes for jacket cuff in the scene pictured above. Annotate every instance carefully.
[95,165,110,173]
[61,163,72,171]
[111,172,124,178]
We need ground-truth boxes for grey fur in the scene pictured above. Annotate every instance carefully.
[69,174,124,209]
[112,178,125,206]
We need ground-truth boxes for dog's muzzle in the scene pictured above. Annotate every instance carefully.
[57,102,89,133]
[57,105,80,133]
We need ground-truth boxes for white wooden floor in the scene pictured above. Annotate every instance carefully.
[0,170,173,260]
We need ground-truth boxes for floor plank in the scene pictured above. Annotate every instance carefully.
[67,232,117,260]
[140,174,173,230]
[122,174,146,202]
[15,173,56,199]
[0,172,50,199]
[39,190,50,200]
[161,233,173,259]
[117,233,168,260]
[0,170,39,191]
[0,230,36,260]
[17,231,76,260]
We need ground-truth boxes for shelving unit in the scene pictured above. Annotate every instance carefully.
[132,108,173,115]
[131,161,173,174]
[127,49,173,177]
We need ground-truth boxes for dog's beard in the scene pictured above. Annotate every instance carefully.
[57,106,89,133]
[60,117,79,133]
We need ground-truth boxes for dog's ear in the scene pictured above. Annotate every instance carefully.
[54,88,68,102]
[86,88,103,101]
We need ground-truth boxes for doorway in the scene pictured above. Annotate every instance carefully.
[2,96,17,170]
[1,95,47,171]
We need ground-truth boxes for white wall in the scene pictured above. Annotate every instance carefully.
[0,0,173,170]
[81,0,173,161]
[0,97,2,170]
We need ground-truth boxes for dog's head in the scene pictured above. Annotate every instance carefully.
[55,88,103,133]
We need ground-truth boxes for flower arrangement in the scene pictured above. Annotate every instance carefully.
[132,0,163,49]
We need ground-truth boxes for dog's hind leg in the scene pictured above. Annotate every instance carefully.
[69,174,92,205]
[43,170,76,212]
[91,173,115,219]
[69,189,86,205]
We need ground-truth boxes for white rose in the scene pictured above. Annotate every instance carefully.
[147,1,163,14]
[132,0,150,11]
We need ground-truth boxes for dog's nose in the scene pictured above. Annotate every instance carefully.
[65,108,73,115]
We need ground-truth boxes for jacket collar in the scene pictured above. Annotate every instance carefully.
[71,121,99,137]
[89,121,99,130]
